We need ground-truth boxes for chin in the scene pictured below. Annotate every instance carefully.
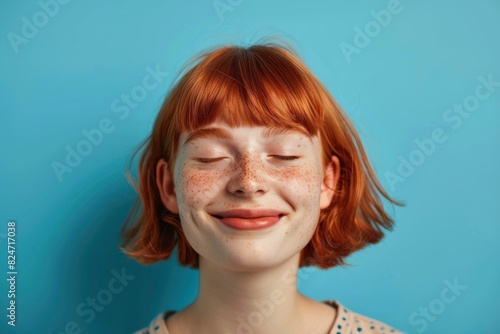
[207,245,298,272]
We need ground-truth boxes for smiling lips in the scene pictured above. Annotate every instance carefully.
[210,209,284,230]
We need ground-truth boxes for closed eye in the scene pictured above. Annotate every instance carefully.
[195,157,226,163]
[271,155,300,161]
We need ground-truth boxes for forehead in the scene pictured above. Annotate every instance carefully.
[181,125,312,146]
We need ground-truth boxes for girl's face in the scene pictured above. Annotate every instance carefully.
[158,122,337,270]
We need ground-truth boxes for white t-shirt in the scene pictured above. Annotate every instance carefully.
[133,300,405,334]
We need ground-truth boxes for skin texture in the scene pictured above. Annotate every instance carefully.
[156,122,341,334]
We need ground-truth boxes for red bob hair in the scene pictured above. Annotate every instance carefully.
[120,39,404,269]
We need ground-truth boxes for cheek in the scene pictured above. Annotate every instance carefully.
[277,164,322,203]
[277,165,323,236]
[175,165,225,208]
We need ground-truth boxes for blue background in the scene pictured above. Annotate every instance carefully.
[1,0,499,333]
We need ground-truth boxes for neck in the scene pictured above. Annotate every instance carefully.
[186,253,312,334]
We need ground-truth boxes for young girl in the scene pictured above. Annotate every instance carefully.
[122,39,405,334]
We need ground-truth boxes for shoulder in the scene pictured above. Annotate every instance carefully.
[325,300,406,334]
[133,310,175,334]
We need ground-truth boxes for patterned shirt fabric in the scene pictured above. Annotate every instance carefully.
[133,300,405,334]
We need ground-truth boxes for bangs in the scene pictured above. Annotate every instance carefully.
[175,45,325,136]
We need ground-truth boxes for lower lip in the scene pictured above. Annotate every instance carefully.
[215,216,282,230]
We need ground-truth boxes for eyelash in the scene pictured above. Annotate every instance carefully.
[196,156,299,163]
[272,155,299,161]
[196,158,225,163]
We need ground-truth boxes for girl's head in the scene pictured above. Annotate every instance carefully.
[121,40,403,269]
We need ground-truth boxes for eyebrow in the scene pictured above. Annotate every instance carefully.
[183,127,231,146]
[182,127,308,147]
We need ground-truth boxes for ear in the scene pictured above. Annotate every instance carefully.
[319,156,340,209]
[156,159,179,214]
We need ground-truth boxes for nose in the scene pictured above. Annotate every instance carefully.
[226,153,269,197]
